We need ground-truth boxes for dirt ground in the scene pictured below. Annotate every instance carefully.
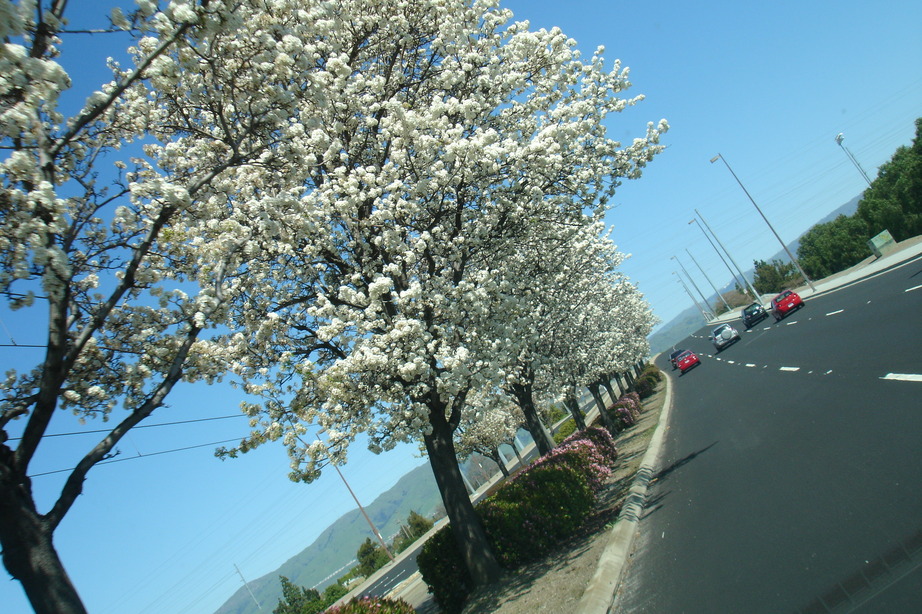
[457,382,667,614]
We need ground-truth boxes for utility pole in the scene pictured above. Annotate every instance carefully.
[234,564,262,610]
[317,432,394,562]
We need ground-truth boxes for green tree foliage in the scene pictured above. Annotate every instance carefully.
[796,214,872,278]
[356,538,391,578]
[394,510,435,552]
[752,259,804,294]
[324,583,349,603]
[856,117,922,241]
[274,576,323,614]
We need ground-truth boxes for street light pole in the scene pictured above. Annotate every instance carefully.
[674,272,710,322]
[672,256,714,319]
[710,153,816,292]
[694,208,763,304]
[686,248,732,312]
[688,216,747,296]
[835,133,873,186]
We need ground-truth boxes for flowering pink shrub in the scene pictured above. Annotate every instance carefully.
[611,405,635,430]
[564,426,618,463]
[325,596,416,614]
[417,427,619,608]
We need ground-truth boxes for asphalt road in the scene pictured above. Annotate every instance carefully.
[615,256,922,613]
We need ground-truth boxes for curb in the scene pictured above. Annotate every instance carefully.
[575,367,675,614]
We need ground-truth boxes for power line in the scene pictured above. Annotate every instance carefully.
[28,437,242,478]
[7,413,247,441]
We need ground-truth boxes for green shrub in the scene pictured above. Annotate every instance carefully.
[553,417,577,444]
[641,363,662,382]
[633,374,655,399]
[325,596,416,614]
[480,462,593,566]
[416,431,616,609]
[416,525,472,614]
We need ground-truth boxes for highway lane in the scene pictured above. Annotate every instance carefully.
[615,260,922,613]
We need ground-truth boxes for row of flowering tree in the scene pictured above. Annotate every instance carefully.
[0,0,666,612]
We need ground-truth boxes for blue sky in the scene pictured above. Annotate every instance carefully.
[2,1,920,612]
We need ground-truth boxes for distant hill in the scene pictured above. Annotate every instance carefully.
[648,193,862,355]
[214,462,440,614]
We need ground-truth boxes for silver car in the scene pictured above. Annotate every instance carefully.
[710,323,741,352]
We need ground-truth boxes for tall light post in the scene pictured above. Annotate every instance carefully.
[835,133,873,186]
[674,271,710,322]
[688,216,747,296]
[710,153,816,292]
[686,248,732,312]
[693,208,763,303]
[672,255,714,318]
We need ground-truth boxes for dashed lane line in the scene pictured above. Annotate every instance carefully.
[779,366,801,372]
[826,309,844,316]
[906,284,922,293]
[881,373,922,382]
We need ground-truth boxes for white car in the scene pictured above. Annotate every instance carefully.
[710,324,741,352]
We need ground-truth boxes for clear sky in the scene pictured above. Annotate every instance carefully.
[2,1,920,612]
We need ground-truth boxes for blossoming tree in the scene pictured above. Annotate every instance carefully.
[0,0,667,608]
[212,0,667,588]
[0,0,378,610]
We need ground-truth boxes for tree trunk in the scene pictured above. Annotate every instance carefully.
[0,466,88,614]
[488,448,509,477]
[600,378,619,406]
[509,382,554,457]
[623,369,636,389]
[423,407,502,587]
[588,384,617,434]
[614,373,626,395]
[564,389,587,431]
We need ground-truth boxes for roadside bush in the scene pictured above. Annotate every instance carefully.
[416,525,471,614]
[552,417,577,444]
[641,363,663,382]
[633,374,655,399]
[563,426,618,464]
[326,596,416,614]
[609,405,635,430]
[416,430,617,609]
[480,462,594,566]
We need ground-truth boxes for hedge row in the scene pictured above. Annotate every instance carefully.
[417,426,618,613]
[632,363,662,399]
[326,596,416,613]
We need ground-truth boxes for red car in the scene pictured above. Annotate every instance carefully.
[676,350,701,374]
[770,289,804,322]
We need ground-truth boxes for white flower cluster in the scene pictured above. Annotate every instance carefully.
[1,0,666,492]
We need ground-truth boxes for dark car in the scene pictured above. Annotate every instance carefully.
[770,289,804,322]
[668,349,686,370]
[741,302,768,329]
[676,350,701,374]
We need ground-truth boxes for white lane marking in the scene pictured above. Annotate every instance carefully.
[726,360,735,364]
[826,309,844,316]
[780,366,800,372]
[881,373,922,382]
[906,284,922,293]
[825,370,833,375]
[786,321,798,325]
[745,364,756,368]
